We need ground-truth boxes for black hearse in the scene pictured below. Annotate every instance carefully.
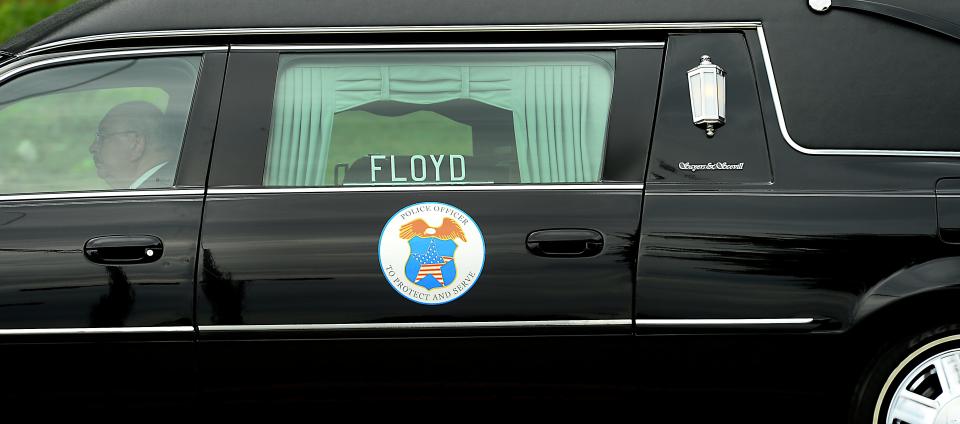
[1,0,959,420]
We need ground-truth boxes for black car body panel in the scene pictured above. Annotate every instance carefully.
[0,50,226,405]
[0,0,959,417]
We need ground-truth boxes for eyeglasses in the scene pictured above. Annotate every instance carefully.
[93,130,137,145]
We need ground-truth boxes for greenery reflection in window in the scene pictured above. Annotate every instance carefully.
[264,52,615,186]
[0,57,200,195]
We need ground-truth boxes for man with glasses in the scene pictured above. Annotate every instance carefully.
[88,101,176,189]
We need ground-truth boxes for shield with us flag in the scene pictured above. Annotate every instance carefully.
[401,217,465,290]
[379,202,485,305]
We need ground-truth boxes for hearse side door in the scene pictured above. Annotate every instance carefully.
[197,45,662,402]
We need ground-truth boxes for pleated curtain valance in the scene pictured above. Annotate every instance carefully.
[264,53,615,186]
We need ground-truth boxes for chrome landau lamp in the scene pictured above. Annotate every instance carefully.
[687,55,726,137]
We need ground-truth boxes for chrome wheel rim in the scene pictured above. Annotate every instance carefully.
[887,348,960,424]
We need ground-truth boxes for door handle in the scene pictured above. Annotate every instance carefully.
[84,235,163,264]
[526,229,603,258]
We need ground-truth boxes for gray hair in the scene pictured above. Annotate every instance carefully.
[102,101,169,153]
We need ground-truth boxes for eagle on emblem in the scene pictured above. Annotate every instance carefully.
[400,218,466,289]
[399,218,467,242]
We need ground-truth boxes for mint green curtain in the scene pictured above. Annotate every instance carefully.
[264,53,614,186]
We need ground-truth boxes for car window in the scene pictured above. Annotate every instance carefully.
[0,56,202,195]
[263,52,615,186]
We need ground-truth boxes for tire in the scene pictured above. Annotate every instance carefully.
[852,323,960,424]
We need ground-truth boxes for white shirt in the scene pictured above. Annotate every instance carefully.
[129,161,169,189]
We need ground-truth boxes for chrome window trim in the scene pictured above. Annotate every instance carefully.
[207,184,644,195]
[19,22,761,56]
[0,319,815,335]
[645,190,933,198]
[635,318,814,326]
[0,326,194,336]
[0,189,205,202]
[201,319,632,332]
[0,46,227,86]
[233,42,664,51]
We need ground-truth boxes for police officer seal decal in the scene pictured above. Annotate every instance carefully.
[379,202,485,305]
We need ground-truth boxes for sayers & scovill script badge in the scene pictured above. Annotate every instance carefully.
[379,202,485,305]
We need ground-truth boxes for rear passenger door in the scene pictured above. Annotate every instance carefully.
[198,44,661,401]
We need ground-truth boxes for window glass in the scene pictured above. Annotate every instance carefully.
[0,56,201,195]
[264,52,615,186]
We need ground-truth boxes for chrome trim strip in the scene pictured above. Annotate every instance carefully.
[201,319,632,332]
[21,22,760,56]
[756,27,960,158]
[0,326,194,336]
[645,191,932,198]
[0,46,226,87]
[232,42,664,51]
[0,189,205,202]
[0,320,812,334]
[635,318,815,326]
[201,318,813,332]
[208,184,644,195]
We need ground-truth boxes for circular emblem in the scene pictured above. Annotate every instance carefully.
[378,202,485,305]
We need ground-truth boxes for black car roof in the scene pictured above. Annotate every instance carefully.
[2,0,959,57]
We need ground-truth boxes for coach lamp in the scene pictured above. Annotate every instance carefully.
[687,55,726,138]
